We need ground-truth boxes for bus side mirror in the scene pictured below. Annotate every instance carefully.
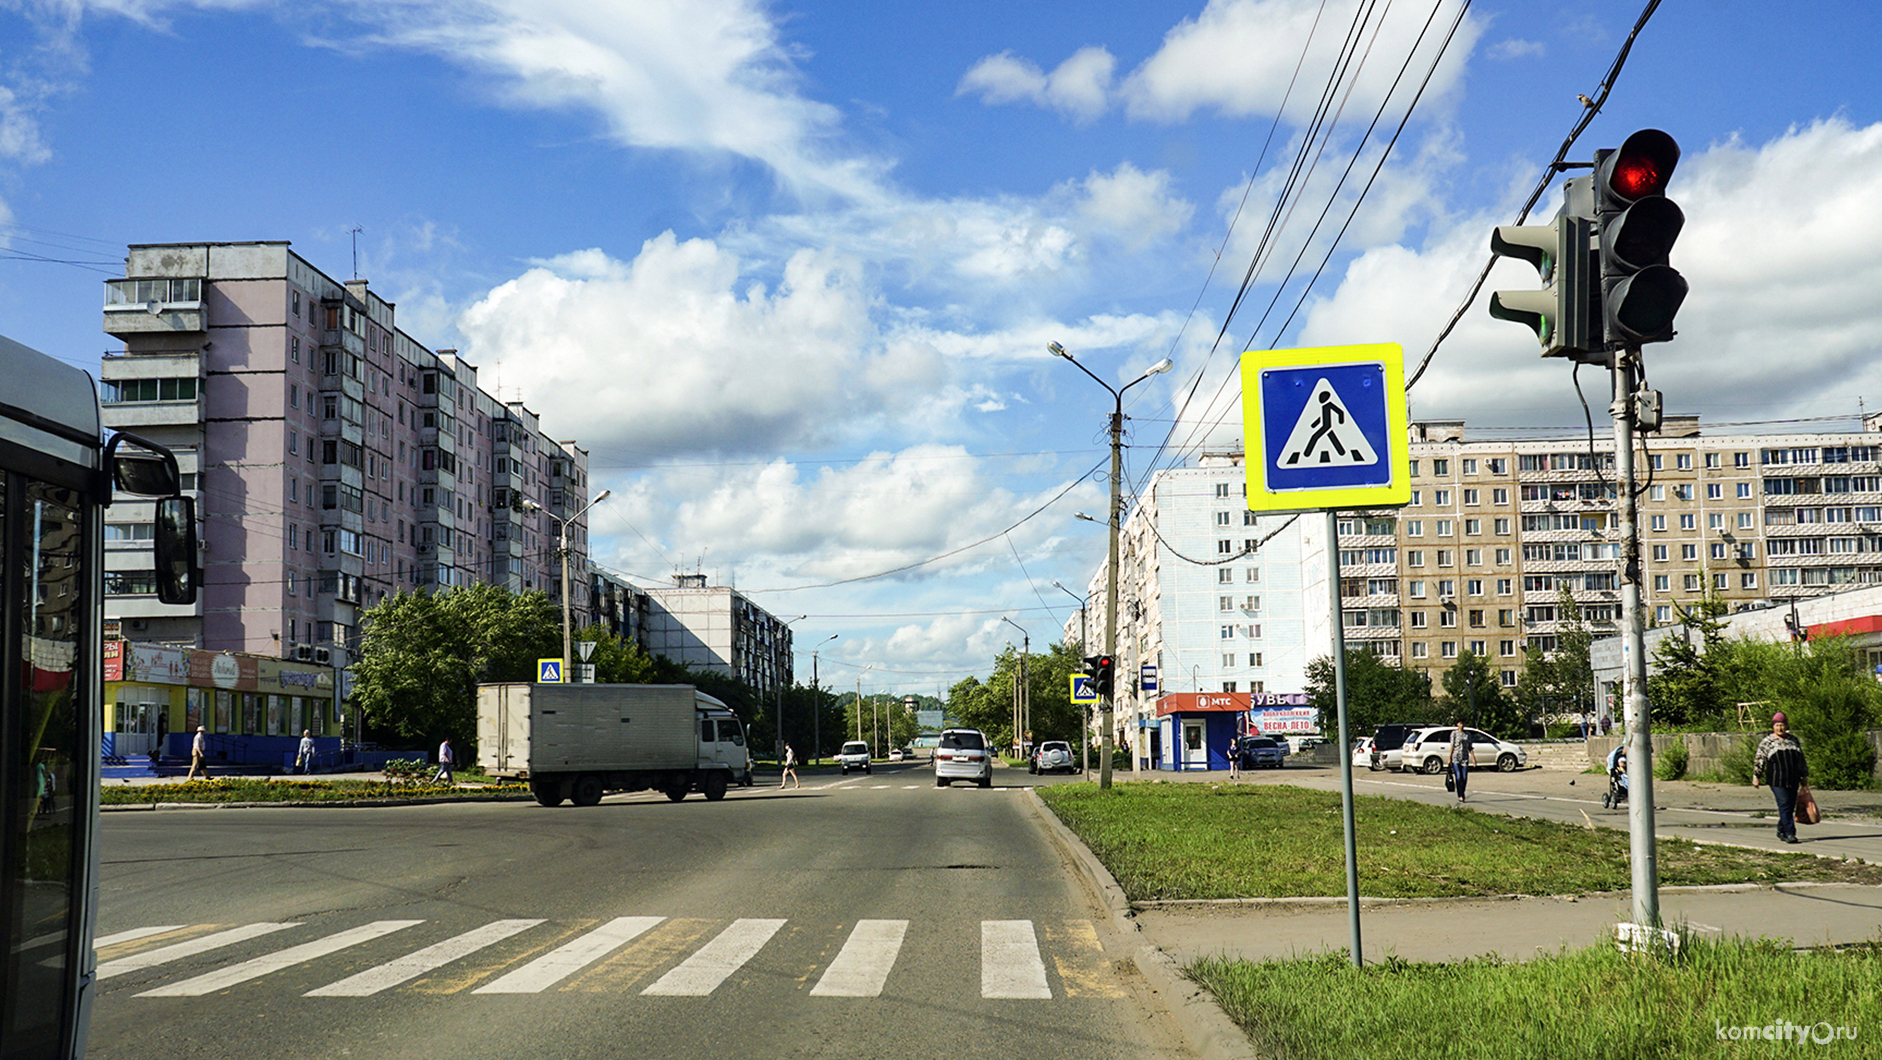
[154,496,200,605]
[106,433,181,498]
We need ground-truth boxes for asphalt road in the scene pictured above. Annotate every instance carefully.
[87,760,1189,1060]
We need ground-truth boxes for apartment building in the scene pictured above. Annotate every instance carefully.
[640,574,795,701]
[100,241,600,669]
[1069,453,1320,769]
[1070,414,1882,750]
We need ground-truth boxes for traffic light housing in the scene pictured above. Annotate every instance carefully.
[1488,179,1599,362]
[1085,654,1115,698]
[1594,129,1686,346]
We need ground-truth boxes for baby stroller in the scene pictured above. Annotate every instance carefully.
[1601,750,1629,809]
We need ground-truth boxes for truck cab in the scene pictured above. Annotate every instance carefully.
[700,709,752,785]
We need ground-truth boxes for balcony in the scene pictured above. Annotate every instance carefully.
[103,278,204,337]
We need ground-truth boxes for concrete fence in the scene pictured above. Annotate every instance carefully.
[1584,731,1882,782]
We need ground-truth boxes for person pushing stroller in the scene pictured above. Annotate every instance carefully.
[1602,744,1629,809]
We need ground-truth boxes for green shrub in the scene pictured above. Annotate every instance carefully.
[1719,733,1756,784]
[1789,677,1878,790]
[382,758,430,783]
[1654,740,1688,781]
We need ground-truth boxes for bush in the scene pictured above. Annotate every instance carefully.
[1654,740,1689,781]
[1719,733,1756,785]
[382,758,430,783]
[1789,677,1878,790]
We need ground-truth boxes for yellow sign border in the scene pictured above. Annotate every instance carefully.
[1070,675,1098,704]
[1241,343,1412,513]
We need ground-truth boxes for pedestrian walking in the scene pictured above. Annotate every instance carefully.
[780,743,799,789]
[1447,721,1474,803]
[1226,734,1242,779]
[433,737,455,785]
[1600,713,1612,737]
[1752,711,1808,843]
[296,729,317,775]
[185,725,208,781]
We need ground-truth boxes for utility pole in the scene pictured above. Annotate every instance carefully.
[1613,348,1659,929]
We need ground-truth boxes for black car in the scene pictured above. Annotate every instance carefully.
[1238,737,1287,769]
[1368,724,1423,771]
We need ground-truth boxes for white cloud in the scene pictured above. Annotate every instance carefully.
[1122,0,1481,124]
[1486,38,1544,60]
[457,235,946,457]
[957,45,1116,124]
[1072,162,1195,250]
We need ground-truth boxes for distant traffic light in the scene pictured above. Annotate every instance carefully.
[1594,129,1686,346]
[1488,178,1599,362]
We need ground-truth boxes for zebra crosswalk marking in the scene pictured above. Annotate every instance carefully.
[135,921,422,997]
[97,923,301,981]
[306,920,546,997]
[810,920,908,997]
[981,920,1051,999]
[95,926,183,950]
[642,918,785,996]
[474,916,665,994]
[565,918,719,993]
[1046,919,1127,998]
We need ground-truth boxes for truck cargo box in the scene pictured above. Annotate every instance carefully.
[478,683,706,775]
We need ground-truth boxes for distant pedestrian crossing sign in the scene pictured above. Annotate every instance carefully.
[1242,343,1411,512]
[537,658,564,683]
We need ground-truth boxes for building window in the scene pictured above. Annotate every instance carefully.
[1435,520,1453,536]
[1707,483,1723,500]
[1410,611,1427,628]
[1246,567,1261,583]
[1215,483,1230,498]
[1437,550,1453,567]
[1220,625,1235,639]
[1249,653,1263,667]
[1407,550,1424,567]
[1406,520,1423,536]
[1411,642,1428,658]
[1219,540,1233,554]
[1220,596,1234,612]
[1741,572,1758,589]
[1441,641,1457,659]
[1462,460,1477,475]
[1494,548,1511,564]
[1215,511,1231,526]
[1467,578,1483,595]
[1439,611,1457,628]
[1243,510,1258,526]
[1653,575,1669,591]
[1223,653,1236,668]
[1434,490,1452,506]
[1497,579,1512,595]
[1218,567,1234,584]
[1464,519,1481,536]
[1650,515,1666,531]
[1433,459,1449,475]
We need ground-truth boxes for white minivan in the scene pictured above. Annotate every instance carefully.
[836,741,872,775]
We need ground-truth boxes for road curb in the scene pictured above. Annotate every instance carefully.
[1128,881,1794,910]
[101,793,536,811]
[1024,789,1257,1060]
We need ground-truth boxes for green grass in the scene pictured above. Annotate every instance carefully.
[101,777,531,805]
[1036,782,1882,900]
[1190,936,1881,1059]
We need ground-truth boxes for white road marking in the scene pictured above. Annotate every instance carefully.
[473,916,665,994]
[306,919,545,996]
[135,921,422,997]
[981,920,1051,999]
[642,918,786,996]
[97,923,300,981]
[95,926,181,950]
[810,920,908,998]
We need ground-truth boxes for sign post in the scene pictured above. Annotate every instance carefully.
[1243,343,1410,968]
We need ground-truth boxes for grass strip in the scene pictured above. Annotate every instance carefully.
[1036,782,1882,900]
[1189,936,1879,1060]
[102,777,530,805]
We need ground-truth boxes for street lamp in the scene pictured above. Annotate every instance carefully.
[525,489,611,683]
[1050,341,1172,790]
[811,633,838,764]
[1000,615,1029,760]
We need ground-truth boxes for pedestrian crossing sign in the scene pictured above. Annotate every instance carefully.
[537,658,564,684]
[1242,343,1411,513]
[1070,675,1097,704]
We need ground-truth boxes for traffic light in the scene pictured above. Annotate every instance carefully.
[1488,179,1599,362]
[1594,129,1686,346]
[1085,654,1115,698]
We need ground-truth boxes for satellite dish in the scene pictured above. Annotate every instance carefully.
[145,299,163,315]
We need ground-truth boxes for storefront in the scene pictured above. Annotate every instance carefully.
[1153,692,1247,771]
[102,644,338,768]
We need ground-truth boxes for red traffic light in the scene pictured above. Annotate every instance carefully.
[1601,129,1680,204]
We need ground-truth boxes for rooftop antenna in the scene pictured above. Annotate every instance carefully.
[349,225,363,280]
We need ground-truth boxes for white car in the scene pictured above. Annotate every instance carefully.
[934,728,993,788]
[1028,740,1076,775]
[1351,736,1375,769]
[888,748,906,762]
[1394,726,1527,774]
[836,741,872,775]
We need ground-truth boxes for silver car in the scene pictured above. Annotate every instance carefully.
[1029,740,1076,775]
[836,740,872,775]
[934,728,993,788]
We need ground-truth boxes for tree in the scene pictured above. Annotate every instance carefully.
[351,584,562,750]
[572,623,658,685]
[1304,650,1437,738]
[1646,591,1729,726]
[1438,650,1521,737]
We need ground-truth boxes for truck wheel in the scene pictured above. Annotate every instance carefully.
[665,782,688,802]
[531,779,564,807]
[703,772,729,801]
[571,775,603,807]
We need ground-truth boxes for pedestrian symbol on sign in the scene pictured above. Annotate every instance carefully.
[1279,379,1378,467]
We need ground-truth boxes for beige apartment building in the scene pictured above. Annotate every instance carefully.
[1342,415,1882,688]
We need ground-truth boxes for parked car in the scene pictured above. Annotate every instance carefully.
[1029,740,1076,774]
[1238,736,1288,769]
[1288,735,1330,755]
[1394,726,1528,774]
[836,740,872,775]
[888,748,906,762]
[1351,735,1375,769]
[1368,723,1424,771]
[934,728,993,788]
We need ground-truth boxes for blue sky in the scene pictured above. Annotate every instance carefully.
[4,0,1881,694]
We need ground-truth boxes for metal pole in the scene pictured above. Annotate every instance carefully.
[1326,511,1363,968]
[1101,397,1124,789]
[1613,349,1659,928]
[560,520,573,683]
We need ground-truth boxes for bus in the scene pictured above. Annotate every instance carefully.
[1,332,198,1060]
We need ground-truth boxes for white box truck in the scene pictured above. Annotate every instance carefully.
[477,683,752,806]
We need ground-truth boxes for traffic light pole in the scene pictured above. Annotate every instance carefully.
[1611,349,1660,929]
[1101,403,1123,790]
